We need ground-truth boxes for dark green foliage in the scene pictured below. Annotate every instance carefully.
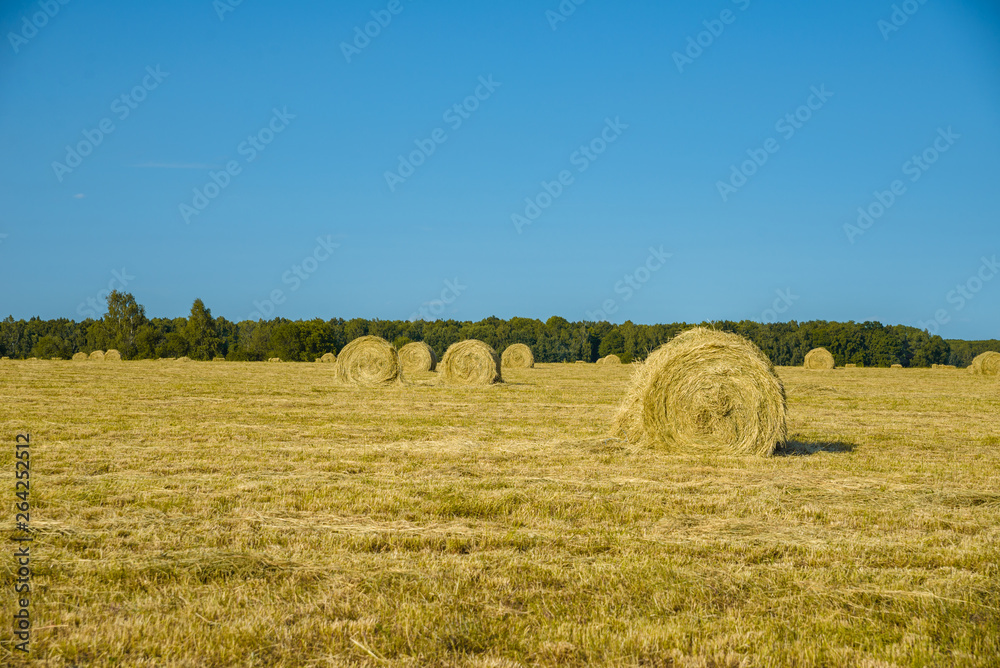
[3,297,997,366]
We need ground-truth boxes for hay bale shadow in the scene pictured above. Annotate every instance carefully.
[776,440,855,456]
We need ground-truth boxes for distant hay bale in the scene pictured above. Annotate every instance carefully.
[501,343,534,369]
[72,352,88,362]
[845,363,857,368]
[602,354,622,365]
[441,340,502,386]
[595,357,605,365]
[27,357,38,361]
[970,352,1000,376]
[105,349,122,362]
[320,352,336,364]
[160,357,175,362]
[89,350,105,361]
[399,341,437,373]
[213,357,226,362]
[50,357,61,360]
[891,364,903,369]
[612,327,786,456]
[268,357,282,363]
[176,357,191,363]
[1,357,9,361]
[575,360,587,364]
[334,336,402,386]
[803,348,835,370]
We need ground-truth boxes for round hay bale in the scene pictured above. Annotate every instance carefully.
[501,343,534,369]
[602,354,622,365]
[845,363,857,368]
[611,327,786,456]
[72,352,88,362]
[213,357,226,362]
[320,352,336,364]
[891,364,903,369]
[441,340,502,386]
[176,357,191,363]
[970,351,1000,376]
[334,336,402,386]
[268,357,282,363]
[1,357,9,361]
[595,357,605,365]
[89,350,105,361]
[399,341,437,373]
[803,348,835,370]
[105,349,122,362]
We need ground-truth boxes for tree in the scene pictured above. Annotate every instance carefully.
[103,291,148,359]
[184,299,221,360]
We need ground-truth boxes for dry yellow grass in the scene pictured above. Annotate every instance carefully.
[398,341,437,373]
[804,347,835,369]
[441,339,502,385]
[1,360,999,666]
[612,327,786,456]
[501,343,534,369]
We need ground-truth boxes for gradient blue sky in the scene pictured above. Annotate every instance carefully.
[1,0,998,338]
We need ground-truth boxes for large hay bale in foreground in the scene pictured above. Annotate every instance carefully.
[105,349,122,362]
[970,351,1000,376]
[72,352,88,362]
[441,340,502,385]
[612,327,786,456]
[89,350,105,361]
[320,352,336,364]
[399,341,437,373]
[602,354,622,365]
[501,343,534,369]
[334,336,402,386]
[803,347,835,370]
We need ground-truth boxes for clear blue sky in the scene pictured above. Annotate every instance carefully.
[1,0,998,339]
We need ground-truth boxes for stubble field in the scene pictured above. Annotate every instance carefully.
[1,360,999,667]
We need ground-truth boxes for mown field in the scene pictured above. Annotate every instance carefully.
[2,360,999,667]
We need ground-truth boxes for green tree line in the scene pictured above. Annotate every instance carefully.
[2,292,996,367]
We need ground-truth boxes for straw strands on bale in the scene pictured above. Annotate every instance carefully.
[89,350,105,361]
[803,348,835,370]
[72,352,88,361]
[334,336,402,386]
[105,349,122,362]
[441,340,502,386]
[612,327,787,456]
[969,351,1000,376]
[501,343,534,369]
[399,341,437,373]
[320,352,336,364]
